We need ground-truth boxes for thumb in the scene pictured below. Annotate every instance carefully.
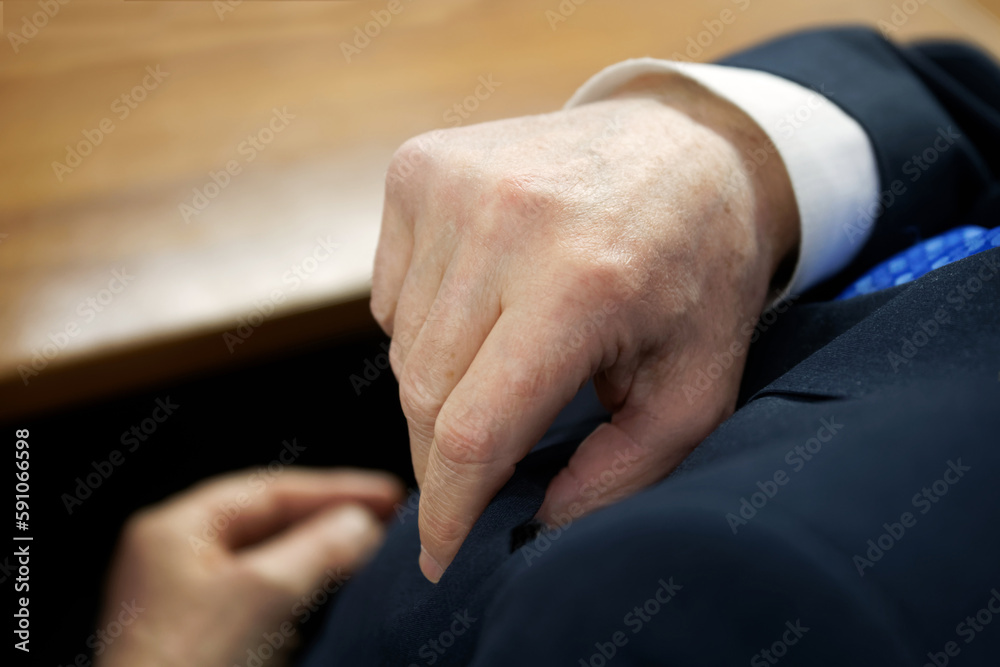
[537,386,727,524]
[239,503,385,600]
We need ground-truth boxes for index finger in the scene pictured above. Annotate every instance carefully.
[417,307,598,582]
[170,467,404,551]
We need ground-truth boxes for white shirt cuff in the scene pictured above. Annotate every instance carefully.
[564,58,880,301]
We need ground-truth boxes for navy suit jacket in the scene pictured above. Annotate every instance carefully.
[300,27,1000,666]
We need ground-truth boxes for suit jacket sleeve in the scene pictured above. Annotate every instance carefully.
[722,26,1000,298]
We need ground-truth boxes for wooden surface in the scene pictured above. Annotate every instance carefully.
[2,0,1000,419]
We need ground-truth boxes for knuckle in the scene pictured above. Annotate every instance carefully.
[556,249,643,312]
[584,252,638,295]
[491,174,560,223]
[505,371,548,403]
[472,173,564,245]
[398,369,441,424]
[434,408,500,468]
[386,134,439,196]
[420,171,562,248]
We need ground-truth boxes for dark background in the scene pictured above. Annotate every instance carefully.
[3,330,413,666]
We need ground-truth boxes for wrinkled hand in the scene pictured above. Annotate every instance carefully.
[95,468,403,667]
[371,72,799,582]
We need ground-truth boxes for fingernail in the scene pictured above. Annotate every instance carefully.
[333,504,378,537]
[419,545,444,584]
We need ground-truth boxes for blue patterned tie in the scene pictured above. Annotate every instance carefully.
[837,225,1000,300]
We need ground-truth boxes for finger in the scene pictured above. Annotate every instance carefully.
[417,307,596,583]
[537,376,731,524]
[399,262,501,485]
[386,246,450,379]
[370,196,413,336]
[175,468,403,550]
[239,503,385,598]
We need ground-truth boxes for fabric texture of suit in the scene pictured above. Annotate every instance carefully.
[299,27,1000,666]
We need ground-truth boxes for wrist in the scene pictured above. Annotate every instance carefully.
[606,72,800,301]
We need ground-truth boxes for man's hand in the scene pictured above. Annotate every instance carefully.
[95,468,403,667]
[371,72,799,583]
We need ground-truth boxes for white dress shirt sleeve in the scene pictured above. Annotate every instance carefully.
[564,58,880,302]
